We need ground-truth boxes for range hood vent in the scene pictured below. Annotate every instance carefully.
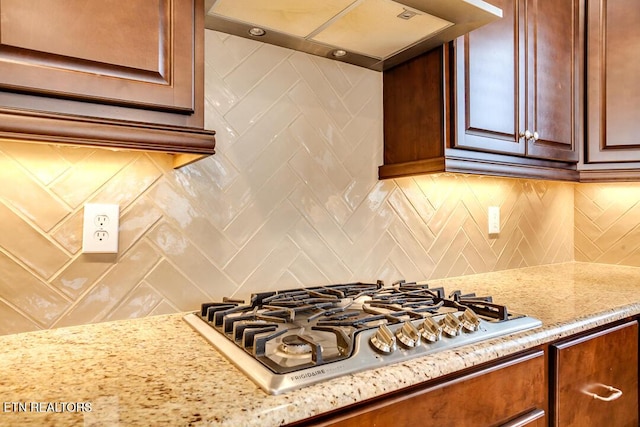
[204,0,501,71]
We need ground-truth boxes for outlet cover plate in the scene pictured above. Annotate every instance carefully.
[82,203,119,254]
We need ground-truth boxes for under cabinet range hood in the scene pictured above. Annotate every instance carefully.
[204,0,501,71]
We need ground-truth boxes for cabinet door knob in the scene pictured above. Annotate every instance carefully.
[519,130,533,140]
[519,130,540,141]
[583,384,623,402]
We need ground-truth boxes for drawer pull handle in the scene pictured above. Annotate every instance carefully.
[584,384,623,402]
[499,408,545,426]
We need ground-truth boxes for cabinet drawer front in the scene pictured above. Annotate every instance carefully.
[310,351,546,427]
[551,321,639,427]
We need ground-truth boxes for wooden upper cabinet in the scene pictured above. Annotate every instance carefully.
[586,0,640,164]
[456,0,580,162]
[0,0,215,166]
[380,0,582,181]
[0,0,194,117]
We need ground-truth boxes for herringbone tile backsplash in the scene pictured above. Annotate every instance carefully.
[575,183,640,266]
[0,31,590,336]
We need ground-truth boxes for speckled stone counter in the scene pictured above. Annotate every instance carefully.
[1,262,639,426]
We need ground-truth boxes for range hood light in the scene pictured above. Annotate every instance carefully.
[397,8,417,20]
[332,49,348,58]
[248,27,266,37]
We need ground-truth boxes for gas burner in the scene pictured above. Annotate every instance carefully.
[184,280,541,395]
[280,335,314,355]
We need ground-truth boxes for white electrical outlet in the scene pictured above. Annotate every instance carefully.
[82,203,119,253]
[488,206,500,235]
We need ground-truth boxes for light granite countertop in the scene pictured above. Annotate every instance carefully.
[1,262,639,426]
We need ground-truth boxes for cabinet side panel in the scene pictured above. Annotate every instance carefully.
[383,47,445,165]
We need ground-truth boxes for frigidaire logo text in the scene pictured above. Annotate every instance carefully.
[290,369,326,382]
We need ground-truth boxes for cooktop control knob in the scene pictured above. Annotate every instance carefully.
[460,308,481,332]
[370,324,397,354]
[396,320,421,348]
[441,313,462,337]
[419,317,442,343]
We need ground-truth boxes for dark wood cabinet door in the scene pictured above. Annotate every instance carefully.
[586,0,640,163]
[551,321,639,427]
[525,0,580,162]
[455,0,526,156]
[0,0,203,128]
[302,351,546,427]
[455,0,579,162]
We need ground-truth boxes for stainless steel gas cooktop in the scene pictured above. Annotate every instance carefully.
[184,280,541,395]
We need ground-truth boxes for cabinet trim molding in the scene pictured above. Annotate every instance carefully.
[379,150,579,181]
[0,107,215,168]
[579,168,640,182]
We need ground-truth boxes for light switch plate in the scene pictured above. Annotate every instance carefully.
[82,203,119,253]
[488,206,500,235]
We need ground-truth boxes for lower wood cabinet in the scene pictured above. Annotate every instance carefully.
[289,320,639,427]
[298,350,546,427]
[550,321,639,427]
